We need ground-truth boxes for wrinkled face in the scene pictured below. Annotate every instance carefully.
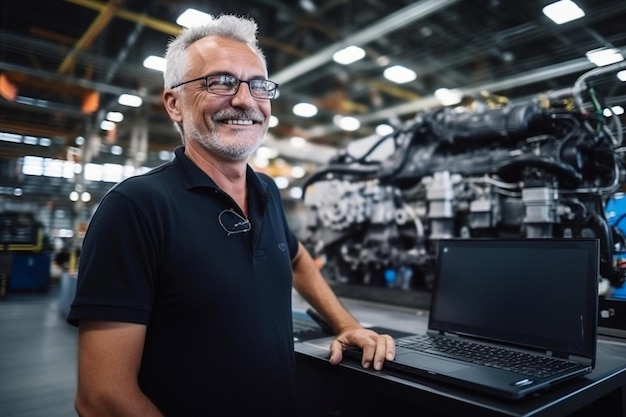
[166,36,271,162]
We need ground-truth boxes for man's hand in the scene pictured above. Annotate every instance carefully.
[329,328,395,370]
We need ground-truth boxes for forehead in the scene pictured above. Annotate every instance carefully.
[186,36,267,77]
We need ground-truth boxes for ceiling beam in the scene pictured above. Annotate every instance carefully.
[64,0,182,35]
[271,0,460,85]
[58,0,124,75]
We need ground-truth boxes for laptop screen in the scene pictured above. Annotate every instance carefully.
[429,238,598,358]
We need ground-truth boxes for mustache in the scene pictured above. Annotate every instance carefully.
[212,110,265,123]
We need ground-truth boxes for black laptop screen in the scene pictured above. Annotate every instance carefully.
[429,238,598,358]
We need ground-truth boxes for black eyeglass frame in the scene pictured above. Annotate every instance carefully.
[170,74,279,100]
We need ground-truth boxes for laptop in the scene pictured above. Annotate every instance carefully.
[347,238,599,400]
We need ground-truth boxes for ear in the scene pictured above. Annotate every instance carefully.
[163,89,183,123]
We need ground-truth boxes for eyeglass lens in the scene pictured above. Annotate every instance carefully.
[207,75,277,99]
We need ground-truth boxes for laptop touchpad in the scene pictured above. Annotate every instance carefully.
[396,352,470,373]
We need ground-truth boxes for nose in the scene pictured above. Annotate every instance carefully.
[231,81,256,106]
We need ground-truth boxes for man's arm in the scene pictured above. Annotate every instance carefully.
[292,242,395,370]
[75,321,164,417]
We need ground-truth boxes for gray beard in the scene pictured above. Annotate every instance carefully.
[185,124,263,162]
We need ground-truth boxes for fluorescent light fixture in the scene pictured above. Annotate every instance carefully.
[293,102,318,117]
[143,55,166,72]
[383,65,416,84]
[0,132,22,143]
[100,120,116,131]
[542,0,585,25]
[334,115,361,131]
[23,135,38,145]
[434,88,463,106]
[269,115,279,128]
[176,8,213,28]
[333,45,366,65]
[118,94,143,107]
[617,70,626,82]
[106,111,124,122]
[586,48,624,67]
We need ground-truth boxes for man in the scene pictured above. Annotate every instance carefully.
[68,14,395,416]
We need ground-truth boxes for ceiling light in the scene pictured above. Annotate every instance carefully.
[69,191,79,202]
[253,156,269,168]
[118,94,143,107]
[375,124,394,136]
[290,136,307,148]
[274,176,289,189]
[159,150,173,161]
[542,0,585,25]
[383,65,416,84]
[603,106,625,117]
[434,88,463,106]
[289,187,303,199]
[80,192,91,203]
[299,0,316,13]
[143,55,166,72]
[290,166,306,178]
[23,136,38,145]
[256,146,279,159]
[586,48,624,67]
[617,70,626,82]
[176,8,213,28]
[0,132,21,143]
[293,102,318,118]
[100,120,115,131]
[333,46,366,65]
[106,111,124,122]
[269,115,279,128]
[334,115,361,131]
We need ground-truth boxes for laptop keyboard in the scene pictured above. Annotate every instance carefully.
[293,316,319,334]
[397,335,580,378]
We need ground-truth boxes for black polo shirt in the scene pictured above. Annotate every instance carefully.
[68,146,300,416]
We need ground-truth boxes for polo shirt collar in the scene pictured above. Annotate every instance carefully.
[172,146,269,199]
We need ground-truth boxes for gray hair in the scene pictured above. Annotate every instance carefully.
[163,14,267,89]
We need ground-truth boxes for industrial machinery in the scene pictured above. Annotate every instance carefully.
[302,64,626,298]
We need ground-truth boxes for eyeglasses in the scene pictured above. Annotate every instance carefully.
[171,74,279,100]
[218,209,251,236]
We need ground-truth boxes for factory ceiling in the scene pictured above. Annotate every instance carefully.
[0,0,626,208]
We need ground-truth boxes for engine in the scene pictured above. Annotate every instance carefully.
[302,65,626,293]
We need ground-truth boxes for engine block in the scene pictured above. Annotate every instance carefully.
[302,66,626,293]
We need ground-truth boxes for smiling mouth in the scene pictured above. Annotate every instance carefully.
[223,119,255,125]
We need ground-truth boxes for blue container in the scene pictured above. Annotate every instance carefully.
[9,252,51,292]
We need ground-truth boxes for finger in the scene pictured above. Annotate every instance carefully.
[328,339,344,365]
[385,334,396,360]
[372,335,394,370]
